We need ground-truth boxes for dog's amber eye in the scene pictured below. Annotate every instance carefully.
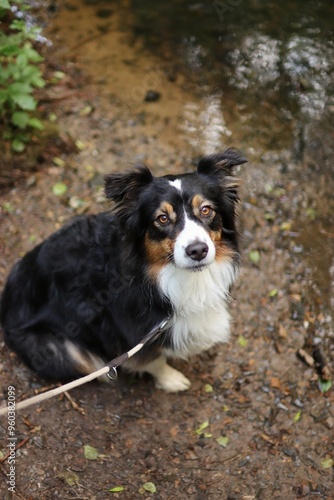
[200,206,213,217]
[157,214,169,225]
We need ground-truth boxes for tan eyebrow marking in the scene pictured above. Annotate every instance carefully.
[154,202,177,223]
[191,195,214,217]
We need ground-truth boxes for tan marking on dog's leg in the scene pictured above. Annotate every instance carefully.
[65,341,109,382]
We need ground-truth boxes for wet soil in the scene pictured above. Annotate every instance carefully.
[0,1,333,499]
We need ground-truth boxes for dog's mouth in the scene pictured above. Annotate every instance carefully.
[174,261,209,273]
[188,263,207,272]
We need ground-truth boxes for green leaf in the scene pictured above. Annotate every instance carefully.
[321,457,334,469]
[12,94,36,111]
[48,112,57,122]
[293,410,302,422]
[52,182,68,196]
[83,444,99,460]
[249,250,260,265]
[0,64,13,81]
[11,111,30,129]
[58,471,79,486]
[75,139,86,151]
[28,117,44,130]
[238,335,248,348]
[195,421,209,435]
[53,157,66,167]
[0,0,10,9]
[216,436,229,447]
[3,202,14,213]
[264,212,274,221]
[269,288,278,298]
[54,70,66,80]
[319,379,332,393]
[16,52,28,68]
[31,75,45,88]
[109,486,125,493]
[12,138,25,152]
[21,66,45,87]
[142,482,157,493]
[306,208,317,220]
[0,33,22,56]
[280,221,292,231]
[0,89,7,105]
[204,384,213,393]
[80,105,93,116]
[8,82,33,95]
[10,19,26,32]
[23,44,44,62]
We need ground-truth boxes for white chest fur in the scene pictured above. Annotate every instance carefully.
[158,260,238,359]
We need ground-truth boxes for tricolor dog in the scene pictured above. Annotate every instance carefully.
[0,148,246,392]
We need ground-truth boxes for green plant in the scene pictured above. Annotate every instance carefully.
[0,0,45,152]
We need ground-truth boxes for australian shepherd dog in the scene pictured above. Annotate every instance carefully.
[0,149,246,392]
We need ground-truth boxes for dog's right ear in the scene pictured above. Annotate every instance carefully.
[104,166,153,217]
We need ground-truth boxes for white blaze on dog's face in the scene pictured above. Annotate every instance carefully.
[172,212,216,269]
[168,178,216,269]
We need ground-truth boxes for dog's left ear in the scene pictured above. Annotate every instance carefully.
[197,148,247,177]
[104,166,153,217]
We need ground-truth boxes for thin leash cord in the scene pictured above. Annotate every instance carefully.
[0,317,170,417]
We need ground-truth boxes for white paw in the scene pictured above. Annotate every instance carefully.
[137,356,192,393]
[155,365,191,393]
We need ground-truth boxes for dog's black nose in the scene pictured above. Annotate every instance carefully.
[185,242,209,261]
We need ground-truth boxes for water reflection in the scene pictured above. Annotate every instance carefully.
[227,32,334,120]
[283,36,334,118]
[228,34,281,88]
[181,95,232,154]
[181,36,207,71]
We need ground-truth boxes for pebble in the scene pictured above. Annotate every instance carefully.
[323,417,334,429]
[283,447,296,457]
[292,398,304,408]
[31,436,44,449]
[144,90,161,102]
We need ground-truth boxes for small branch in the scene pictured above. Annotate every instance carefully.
[0,437,29,463]
[63,391,85,415]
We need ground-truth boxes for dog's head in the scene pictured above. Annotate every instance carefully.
[104,148,246,277]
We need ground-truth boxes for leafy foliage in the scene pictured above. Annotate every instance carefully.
[0,0,45,151]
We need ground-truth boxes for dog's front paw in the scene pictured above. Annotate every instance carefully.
[155,365,191,393]
[138,356,192,393]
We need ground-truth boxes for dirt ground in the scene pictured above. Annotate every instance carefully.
[0,2,333,499]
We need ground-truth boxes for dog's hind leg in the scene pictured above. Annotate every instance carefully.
[65,341,110,382]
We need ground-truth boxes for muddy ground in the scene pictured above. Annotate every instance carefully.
[0,1,333,499]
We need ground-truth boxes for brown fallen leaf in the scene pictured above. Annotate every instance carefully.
[270,377,282,389]
[297,348,315,367]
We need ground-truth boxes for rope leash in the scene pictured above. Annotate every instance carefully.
[0,317,170,417]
